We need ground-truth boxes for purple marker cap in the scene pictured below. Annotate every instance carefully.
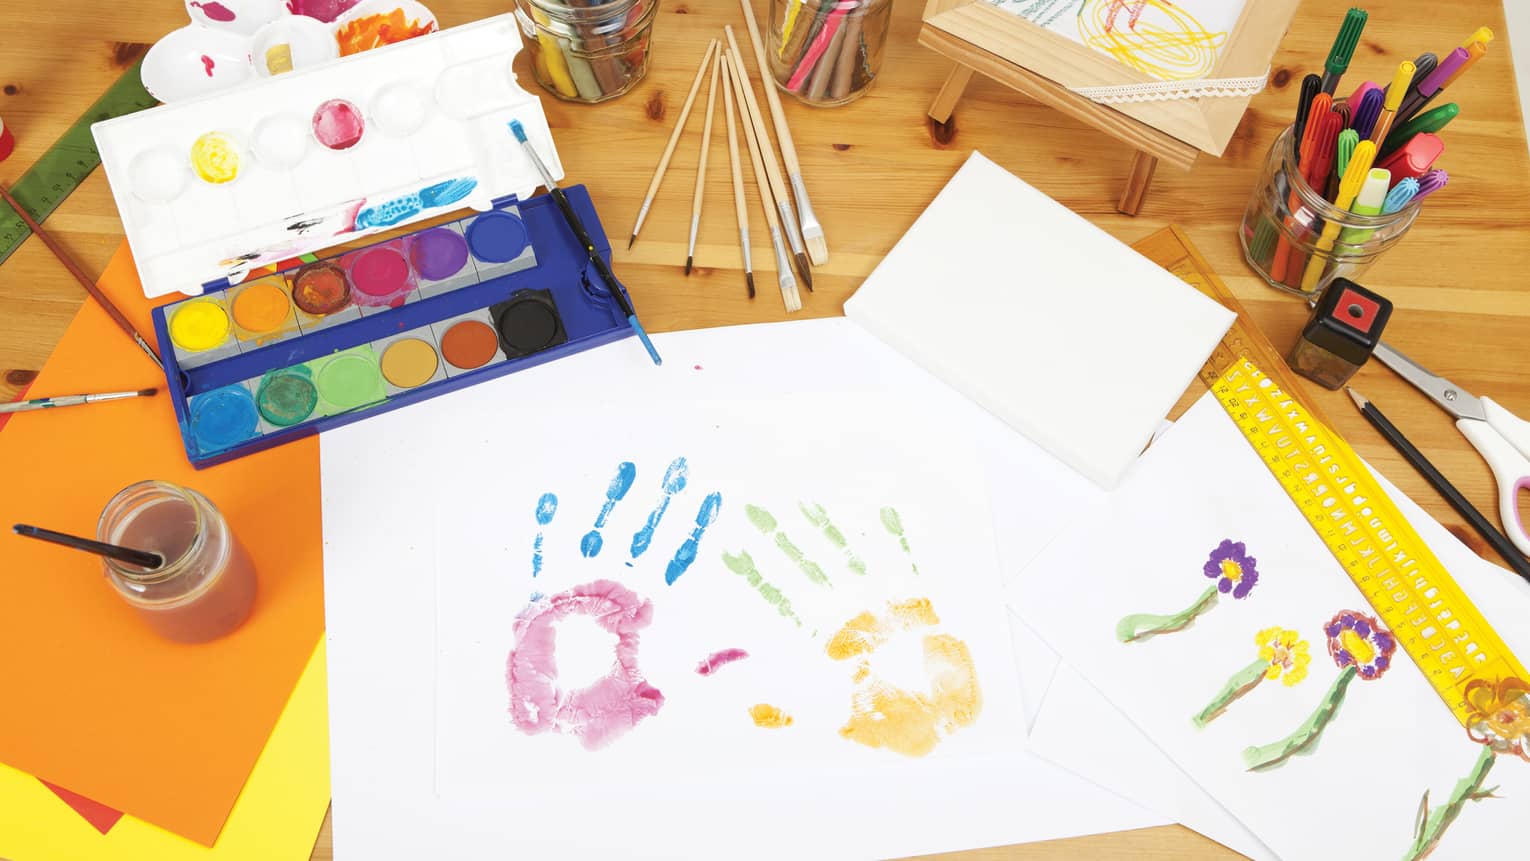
[1414,169,1449,200]
[1419,47,1469,95]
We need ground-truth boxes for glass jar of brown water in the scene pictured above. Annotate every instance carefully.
[96,480,258,644]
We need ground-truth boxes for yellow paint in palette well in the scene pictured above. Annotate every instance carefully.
[380,338,439,389]
[169,300,231,351]
[190,131,241,184]
[748,704,794,728]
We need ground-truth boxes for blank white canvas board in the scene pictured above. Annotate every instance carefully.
[985,0,1245,81]
[843,151,1234,489]
[1010,392,1530,861]
[321,318,1165,861]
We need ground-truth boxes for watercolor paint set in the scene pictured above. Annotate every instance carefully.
[92,14,558,299]
[154,184,633,468]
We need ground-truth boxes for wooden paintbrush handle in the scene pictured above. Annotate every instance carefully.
[738,0,804,177]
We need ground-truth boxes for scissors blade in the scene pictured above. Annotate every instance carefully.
[1374,341,1488,421]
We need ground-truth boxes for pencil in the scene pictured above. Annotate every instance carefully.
[723,25,812,290]
[738,0,828,266]
[628,39,718,250]
[686,49,722,276]
[724,48,800,313]
[0,387,157,415]
[0,184,162,371]
[720,61,755,299]
[1347,388,1530,582]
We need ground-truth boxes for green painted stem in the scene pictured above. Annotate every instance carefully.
[1193,657,1269,728]
[1116,585,1220,643]
[1242,665,1357,771]
[1402,745,1498,861]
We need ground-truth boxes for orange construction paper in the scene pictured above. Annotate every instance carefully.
[0,242,324,846]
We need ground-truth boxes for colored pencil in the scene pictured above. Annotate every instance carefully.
[724,25,813,290]
[724,48,800,312]
[739,0,828,267]
[13,523,163,569]
[719,61,755,299]
[628,39,718,250]
[0,387,156,415]
[686,49,722,276]
[1347,389,1530,581]
[0,184,162,371]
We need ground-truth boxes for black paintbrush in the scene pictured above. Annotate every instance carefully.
[14,523,164,569]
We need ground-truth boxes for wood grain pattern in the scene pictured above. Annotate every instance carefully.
[1,2,1526,859]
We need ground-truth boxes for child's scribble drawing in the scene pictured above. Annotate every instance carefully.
[1242,610,1396,771]
[1193,627,1310,727]
[1402,677,1529,860]
[532,493,557,577]
[989,0,1229,80]
[504,579,664,751]
[580,462,635,558]
[1116,539,1259,642]
[826,598,982,757]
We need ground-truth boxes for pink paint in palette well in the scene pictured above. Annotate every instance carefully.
[695,648,749,676]
[347,245,413,307]
[506,580,664,751]
[312,99,365,150]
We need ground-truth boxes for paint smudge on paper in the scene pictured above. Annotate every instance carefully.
[200,55,216,77]
[532,493,558,577]
[746,504,830,587]
[335,8,437,56]
[799,502,868,575]
[827,599,982,757]
[696,648,750,676]
[506,580,664,751]
[879,507,920,575]
[666,492,722,585]
[582,462,636,557]
[749,704,794,728]
[631,457,688,559]
[722,550,802,626]
[189,1,237,22]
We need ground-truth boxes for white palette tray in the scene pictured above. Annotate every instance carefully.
[94,14,562,299]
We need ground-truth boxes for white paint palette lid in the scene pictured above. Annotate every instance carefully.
[94,14,563,299]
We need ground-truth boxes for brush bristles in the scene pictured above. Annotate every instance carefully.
[745,273,756,299]
[685,256,693,276]
[780,276,802,313]
[803,231,828,267]
[138,388,158,397]
[794,252,813,291]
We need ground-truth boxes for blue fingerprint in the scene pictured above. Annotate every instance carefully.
[665,492,722,585]
[631,457,689,559]
[532,492,558,577]
[580,462,637,557]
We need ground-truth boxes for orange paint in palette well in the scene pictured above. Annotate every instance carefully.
[230,278,296,343]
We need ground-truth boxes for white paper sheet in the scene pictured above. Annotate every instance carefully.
[986,0,1245,81]
[1011,392,1530,861]
[843,151,1234,489]
[322,318,1166,861]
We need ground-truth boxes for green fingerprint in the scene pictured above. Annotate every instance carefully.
[799,502,868,576]
[879,506,920,575]
[721,550,801,626]
[744,503,831,587]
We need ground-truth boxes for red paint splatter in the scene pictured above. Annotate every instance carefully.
[693,364,703,371]
[200,55,216,77]
[190,1,238,22]
[695,648,749,676]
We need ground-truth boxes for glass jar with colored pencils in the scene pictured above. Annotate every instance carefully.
[514,0,660,104]
[1241,123,1422,298]
[768,0,892,106]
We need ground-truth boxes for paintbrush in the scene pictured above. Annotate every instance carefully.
[0,387,157,414]
[1320,8,1367,96]
[686,49,722,276]
[738,0,828,266]
[629,39,718,250]
[724,49,800,312]
[13,523,164,570]
[724,26,812,291]
[510,121,663,365]
[0,184,162,371]
[720,61,756,299]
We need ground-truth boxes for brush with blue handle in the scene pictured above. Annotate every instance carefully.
[508,120,662,366]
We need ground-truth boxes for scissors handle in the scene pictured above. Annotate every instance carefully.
[1456,396,1530,557]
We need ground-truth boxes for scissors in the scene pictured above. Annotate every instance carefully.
[1374,341,1530,557]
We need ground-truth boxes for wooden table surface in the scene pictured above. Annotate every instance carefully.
[2,1,1527,859]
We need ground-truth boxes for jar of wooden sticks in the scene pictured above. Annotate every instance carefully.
[514,0,660,104]
[767,0,891,106]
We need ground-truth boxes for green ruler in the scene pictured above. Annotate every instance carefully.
[0,57,157,265]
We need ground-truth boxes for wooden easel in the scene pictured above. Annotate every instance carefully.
[918,0,1299,216]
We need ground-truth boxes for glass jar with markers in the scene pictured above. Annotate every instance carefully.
[767,0,893,106]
